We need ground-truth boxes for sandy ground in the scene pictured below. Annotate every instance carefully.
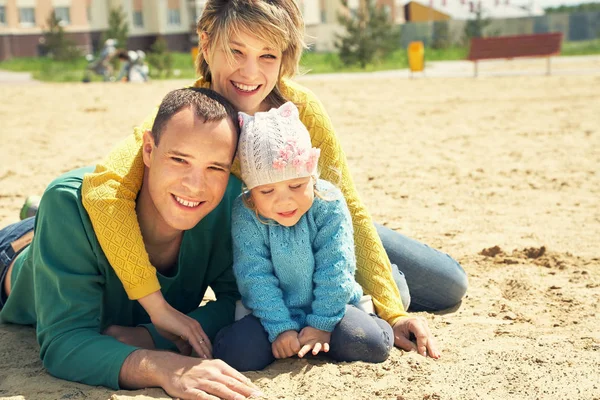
[0,57,599,399]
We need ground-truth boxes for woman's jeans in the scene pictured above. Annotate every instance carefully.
[375,224,468,312]
[213,305,394,371]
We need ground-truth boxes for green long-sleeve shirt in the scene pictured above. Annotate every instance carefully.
[0,167,242,389]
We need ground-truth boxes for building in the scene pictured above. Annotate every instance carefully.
[0,0,198,61]
[299,0,405,51]
[406,0,544,21]
[404,1,451,22]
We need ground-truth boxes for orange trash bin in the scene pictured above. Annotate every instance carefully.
[191,46,199,63]
[408,41,425,73]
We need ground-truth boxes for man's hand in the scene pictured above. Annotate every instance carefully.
[139,291,212,359]
[393,316,441,359]
[297,326,331,358]
[120,350,264,400]
[271,330,301,359]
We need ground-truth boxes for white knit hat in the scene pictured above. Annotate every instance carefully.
[238,102,321,190]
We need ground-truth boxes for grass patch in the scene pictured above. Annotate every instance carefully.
[561,38,600,56]
[0,56,104,82]
[2,39,599,82]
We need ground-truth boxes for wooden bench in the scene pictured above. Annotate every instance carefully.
[467,32,563,77]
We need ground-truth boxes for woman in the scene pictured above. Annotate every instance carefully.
[82,0,467,359]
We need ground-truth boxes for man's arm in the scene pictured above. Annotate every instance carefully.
[32,180,138,389]
[119,349,261,400]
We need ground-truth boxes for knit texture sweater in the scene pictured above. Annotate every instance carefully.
[81,77,408,325]
[232,180,363,342]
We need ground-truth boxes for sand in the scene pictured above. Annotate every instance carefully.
[0,58,599,400]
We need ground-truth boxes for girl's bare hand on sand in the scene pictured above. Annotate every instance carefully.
[297,326,331,357]
[393,317,441,359]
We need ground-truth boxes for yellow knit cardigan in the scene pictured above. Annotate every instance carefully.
[81,78,408,325]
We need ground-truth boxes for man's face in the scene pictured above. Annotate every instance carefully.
[142,107,237,234]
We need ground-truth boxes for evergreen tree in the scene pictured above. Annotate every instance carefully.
[103,6,129,51]
[335,0,400,68]
[147,37,173,78]
[43,12,80,61]
[464,7,491,43]
[432,21,450,49]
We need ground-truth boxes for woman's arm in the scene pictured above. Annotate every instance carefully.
[292,82,409,325]
[81,111,160,300]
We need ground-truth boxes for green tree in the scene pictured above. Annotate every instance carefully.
[147,37,173,79]
[545,3,600,13]
[463,7,491,43]
[101,6,129,73]
[431,21,450,49]
[43,12,80,61]
[335,0,400,68]
[103,6,129,51]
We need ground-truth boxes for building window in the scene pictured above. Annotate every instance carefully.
[19,7,36,26]
[168,9,181,26]
[0,6,6,25]
[55,7,71,25]
[302,0,320,25]
[133,11,143,28]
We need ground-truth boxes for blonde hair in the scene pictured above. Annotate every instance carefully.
[196,0,306,109]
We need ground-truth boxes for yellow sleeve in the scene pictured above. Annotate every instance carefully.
[81,110,160,300]
[285,80,408,325]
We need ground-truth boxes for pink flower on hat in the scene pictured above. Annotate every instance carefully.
[291,156,304,173]
[273,158,287,170]
[280,103,293,118]
[278,148,292,161]
[305,148,321,172]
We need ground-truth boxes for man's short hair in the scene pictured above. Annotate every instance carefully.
[151,87,240,146]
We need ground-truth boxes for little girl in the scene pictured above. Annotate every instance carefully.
[212,102,394,371]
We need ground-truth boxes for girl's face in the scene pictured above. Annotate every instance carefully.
[250,176,314,227]
[204,30,283,116]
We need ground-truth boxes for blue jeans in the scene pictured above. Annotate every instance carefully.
[376,224,468,312]
[213,305,394,371]
[0,218,35,308]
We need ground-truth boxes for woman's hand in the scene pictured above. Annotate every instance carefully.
[297,326,331,358]
[393,316,441,359]
[139,291,213,359]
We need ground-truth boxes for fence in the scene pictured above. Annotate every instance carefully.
[399,11,600,48]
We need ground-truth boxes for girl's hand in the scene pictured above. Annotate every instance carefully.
[297,326,331,358]
[139,291,212,359]
[393,316,441,359]
[272,330,301,359]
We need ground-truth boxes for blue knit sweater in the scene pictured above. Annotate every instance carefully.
[232,179,363,342]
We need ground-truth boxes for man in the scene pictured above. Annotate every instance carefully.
[0,88,261,400]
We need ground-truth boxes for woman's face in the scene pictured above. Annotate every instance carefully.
[204,31,283,116]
